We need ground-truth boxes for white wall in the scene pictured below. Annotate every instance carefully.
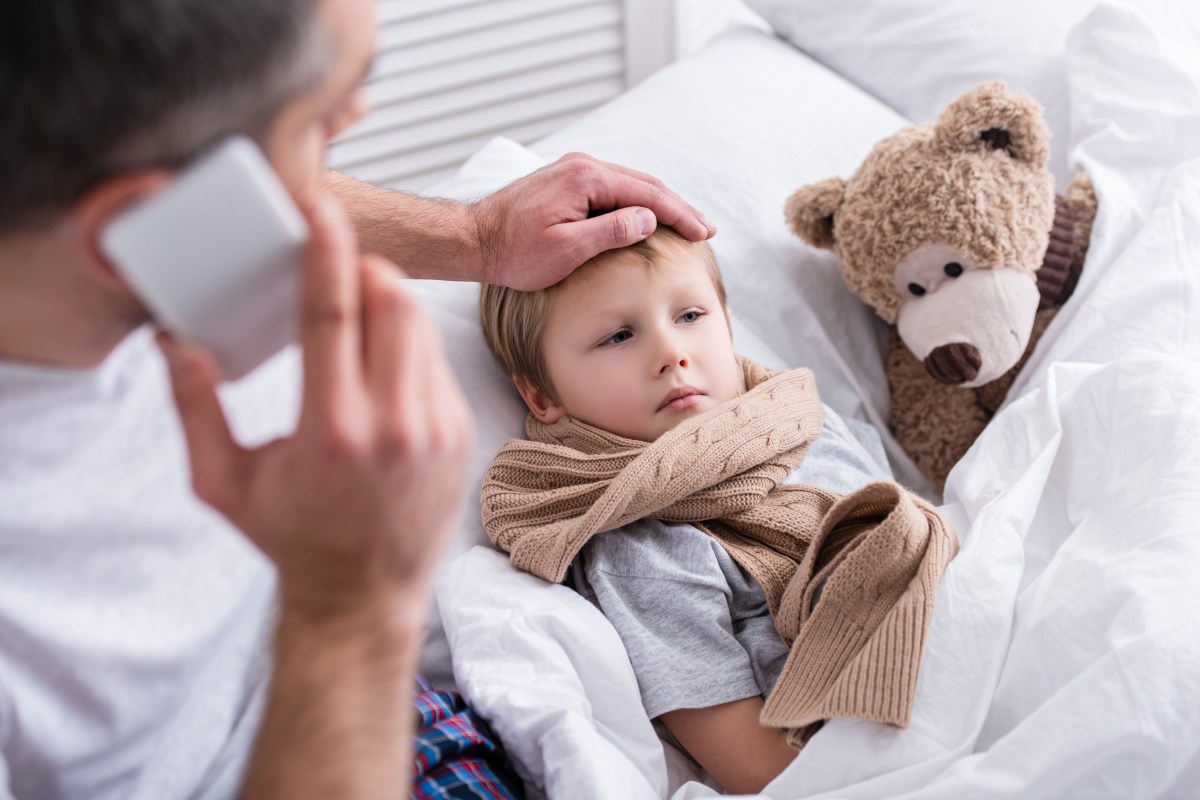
[327,0,768,192]
[676,0,769,56]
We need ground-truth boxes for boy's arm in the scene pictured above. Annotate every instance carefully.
[324,154,715,292]
[661,697,798,794]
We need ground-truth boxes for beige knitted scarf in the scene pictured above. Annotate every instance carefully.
[482,358,957,743]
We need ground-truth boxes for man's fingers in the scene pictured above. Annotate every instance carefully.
[416,316,475,502]
[559,154,715,241]
[360,254,474,525]
[298,194,363,422]
[557,206,657,266]
[360,255,424,420]
[156,332,244,514]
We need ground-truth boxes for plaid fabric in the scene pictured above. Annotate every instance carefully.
[411,675,525,800]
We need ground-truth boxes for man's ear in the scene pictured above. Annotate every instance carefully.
[71,169,172,288]
[512,375,565,424]
[785,178,846,250]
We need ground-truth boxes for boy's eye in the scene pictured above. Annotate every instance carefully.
[678,310,705,323]
[604,330,632,346]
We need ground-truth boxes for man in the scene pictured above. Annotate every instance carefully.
[0,0,713,797]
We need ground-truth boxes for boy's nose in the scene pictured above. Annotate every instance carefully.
[657,339,689,375]
[658,357,688,375]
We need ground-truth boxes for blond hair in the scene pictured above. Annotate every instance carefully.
[479,227,726,398]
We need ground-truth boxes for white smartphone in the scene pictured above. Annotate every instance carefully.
[100,136,309,381]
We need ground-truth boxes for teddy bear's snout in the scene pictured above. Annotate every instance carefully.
[925,343,982,385]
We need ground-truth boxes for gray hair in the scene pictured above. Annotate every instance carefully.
[0,0,327,235]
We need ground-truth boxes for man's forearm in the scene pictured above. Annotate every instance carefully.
[325,170,483,282]
[239,598,425,798]
[327,155,715,293]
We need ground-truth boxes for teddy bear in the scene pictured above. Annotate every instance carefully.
[786,81,1097,489]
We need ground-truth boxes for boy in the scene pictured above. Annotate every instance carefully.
[478,228,955,793]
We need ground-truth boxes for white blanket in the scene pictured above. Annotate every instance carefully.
[435,4,1200,798]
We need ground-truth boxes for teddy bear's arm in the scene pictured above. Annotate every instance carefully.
[886,333,988,490]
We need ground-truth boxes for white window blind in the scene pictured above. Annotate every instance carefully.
[327,0,670,192]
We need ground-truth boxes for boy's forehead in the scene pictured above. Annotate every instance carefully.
[568,249,647,286]
[567,244,706,293]
[554,248,716,318]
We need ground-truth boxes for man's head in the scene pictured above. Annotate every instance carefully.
[480,228,742,442]
[0,0,375,363]
[0,0,371,234]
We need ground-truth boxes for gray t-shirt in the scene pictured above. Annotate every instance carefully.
[570,405,892,719]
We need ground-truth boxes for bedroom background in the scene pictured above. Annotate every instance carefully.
[326,0,767,190]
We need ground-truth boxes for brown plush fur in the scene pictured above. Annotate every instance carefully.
[786,81,1098,488]
[886,307,1058,485]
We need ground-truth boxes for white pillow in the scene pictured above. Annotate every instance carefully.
[437,547,671,800]
[744,0,1200,189]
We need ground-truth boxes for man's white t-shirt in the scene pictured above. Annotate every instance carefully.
[0,328,301,799]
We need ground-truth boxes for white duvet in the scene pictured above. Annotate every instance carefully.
[431,5,1200,798]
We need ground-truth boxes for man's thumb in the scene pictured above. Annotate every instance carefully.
[624,207,657,243]
[585,206,657,251]
[156,332,243,514]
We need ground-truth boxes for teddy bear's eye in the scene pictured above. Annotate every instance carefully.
[944,262,964,277]
[908,283,926,297]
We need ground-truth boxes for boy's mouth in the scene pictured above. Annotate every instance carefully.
[657,386,704,412]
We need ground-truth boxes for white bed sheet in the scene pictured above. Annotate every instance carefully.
[431,5,1200,798]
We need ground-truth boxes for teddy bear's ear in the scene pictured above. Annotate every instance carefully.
[785,178,847,250]
[933,80,1050,167]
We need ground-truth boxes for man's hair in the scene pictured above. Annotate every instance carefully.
[479,227,727,399]
[0,0,326,235]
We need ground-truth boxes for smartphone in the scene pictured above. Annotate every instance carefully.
[100,136,309,381]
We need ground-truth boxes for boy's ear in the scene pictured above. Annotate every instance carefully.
[512,375,565,424]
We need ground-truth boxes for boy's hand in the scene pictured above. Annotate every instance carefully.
[159,194,473,622]
[471,152,716,291]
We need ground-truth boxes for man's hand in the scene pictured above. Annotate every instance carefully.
[471,152,716,291]
[158,194,472,621]
[159,195,473,796]
[326,155,713,291]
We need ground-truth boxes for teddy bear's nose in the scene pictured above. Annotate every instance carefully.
[925,343,982,385]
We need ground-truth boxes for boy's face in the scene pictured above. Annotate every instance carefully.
[520,245,742,442]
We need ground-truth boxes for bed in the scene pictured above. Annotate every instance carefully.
[383,3,1200,797]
